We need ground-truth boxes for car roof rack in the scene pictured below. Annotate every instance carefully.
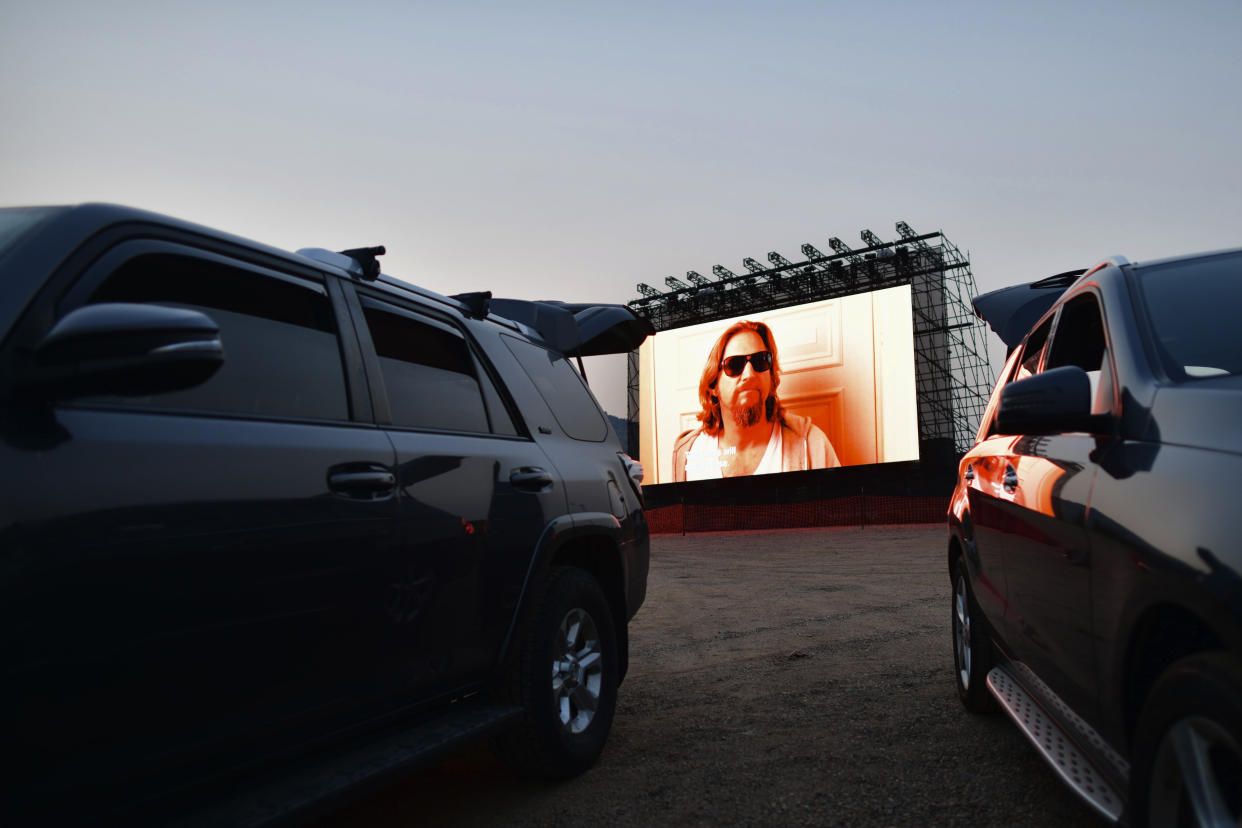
[296,245,386,280]
[451,291,492,319]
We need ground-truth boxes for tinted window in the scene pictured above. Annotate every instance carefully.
[503,335,607,442]
[1046,293,1115,417]
[1047,294,1106,373]
[981,348,1023,439]
[475,361,520,437]
[86,254,349,420]
[362,302,490,433]
[1136,251,1242,380]
[1014,317,1053,381]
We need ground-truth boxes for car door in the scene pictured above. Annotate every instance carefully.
[2,242,399,807]
[995,293,1111,717]
[346,288,562,703]
[966,318,1053,629]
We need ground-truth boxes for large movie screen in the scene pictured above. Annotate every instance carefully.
[638,285,919,484]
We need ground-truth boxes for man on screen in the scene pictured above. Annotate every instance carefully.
[672,320,839,481]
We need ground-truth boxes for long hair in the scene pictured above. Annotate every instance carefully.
[696,320,785,437]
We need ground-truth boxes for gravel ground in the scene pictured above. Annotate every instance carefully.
[316,525,1106,827]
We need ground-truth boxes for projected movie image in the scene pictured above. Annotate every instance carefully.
[638,285,919,484]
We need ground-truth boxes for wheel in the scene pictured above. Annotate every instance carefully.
[1128,652,1242,828]
[492,566,619,779]
[951,558,995,713]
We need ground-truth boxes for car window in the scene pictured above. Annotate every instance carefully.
[84,253,349,420]
[1047,294,1106,373]
[502,335,608,442]
[1014,316,1053,382]
[979,347,1023,440]
[360,301,496,434]
[1046,293,1114,415]
[474,358,520,437]
[1135,250,1242,380]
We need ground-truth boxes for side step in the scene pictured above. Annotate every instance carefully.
[986,666,1124,823]
[167,701,523,828]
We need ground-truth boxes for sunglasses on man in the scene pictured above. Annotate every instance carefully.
[720,350,773,377]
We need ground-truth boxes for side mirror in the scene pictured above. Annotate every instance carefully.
[995,365,1105,435]
[27,303,224,399]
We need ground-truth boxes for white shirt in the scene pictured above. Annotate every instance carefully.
[683,422,782,480]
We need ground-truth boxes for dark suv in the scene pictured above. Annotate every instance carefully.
[948,249,1242,826]
[0,204,652,826]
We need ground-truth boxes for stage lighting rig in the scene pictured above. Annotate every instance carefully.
[860,229,885,249]
[828,237,862,264]
[896,221,932,251]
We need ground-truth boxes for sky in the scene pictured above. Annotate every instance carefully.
[4,0,1240,416]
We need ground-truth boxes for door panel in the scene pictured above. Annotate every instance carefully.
[997,434,1097,716]
[383,431,560,698]
[963,435,1017,624]
[3,410,396,799]
[2,244,400,809]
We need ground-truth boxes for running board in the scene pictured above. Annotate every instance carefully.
[986,666,1124,823]
[166,700,523,828]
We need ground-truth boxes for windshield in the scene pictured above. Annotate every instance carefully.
[1135,250,1242,381]
[0,206,62,261]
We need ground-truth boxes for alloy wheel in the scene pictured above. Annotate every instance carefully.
[954,574,973,691]
[1148,715,1242,827]
[552,607,604,735]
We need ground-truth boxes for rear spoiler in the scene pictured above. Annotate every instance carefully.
[970,270,1085,350]
[453,293,655,357]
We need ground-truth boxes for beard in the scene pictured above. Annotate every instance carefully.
[730,399,765,428]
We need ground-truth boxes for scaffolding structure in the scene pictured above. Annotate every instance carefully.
[625,222,994,459]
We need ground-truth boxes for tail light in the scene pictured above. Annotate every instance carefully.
[618,452,644,504]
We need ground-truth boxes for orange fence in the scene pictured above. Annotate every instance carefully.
[645,495,948,534]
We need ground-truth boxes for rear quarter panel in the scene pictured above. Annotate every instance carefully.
[1088,432,1242,748]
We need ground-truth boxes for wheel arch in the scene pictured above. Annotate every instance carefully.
[551,531,629,682]
[498,515,631,684]
[1121,603,1222,750]
[947,532,965,585]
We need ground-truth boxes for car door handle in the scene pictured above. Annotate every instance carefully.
[328,465,396,500]
[1003,464,1019,493]
[510,467,553,492]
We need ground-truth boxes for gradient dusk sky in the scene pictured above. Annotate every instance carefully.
[4,0,1239,415]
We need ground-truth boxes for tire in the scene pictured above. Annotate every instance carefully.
[1128,652,1242,828]
[951,558,996,713]
[492,566,619,779]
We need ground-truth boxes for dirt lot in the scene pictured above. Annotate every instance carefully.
[318,526,1104,827]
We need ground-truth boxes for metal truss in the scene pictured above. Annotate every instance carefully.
[624,223,995,458]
